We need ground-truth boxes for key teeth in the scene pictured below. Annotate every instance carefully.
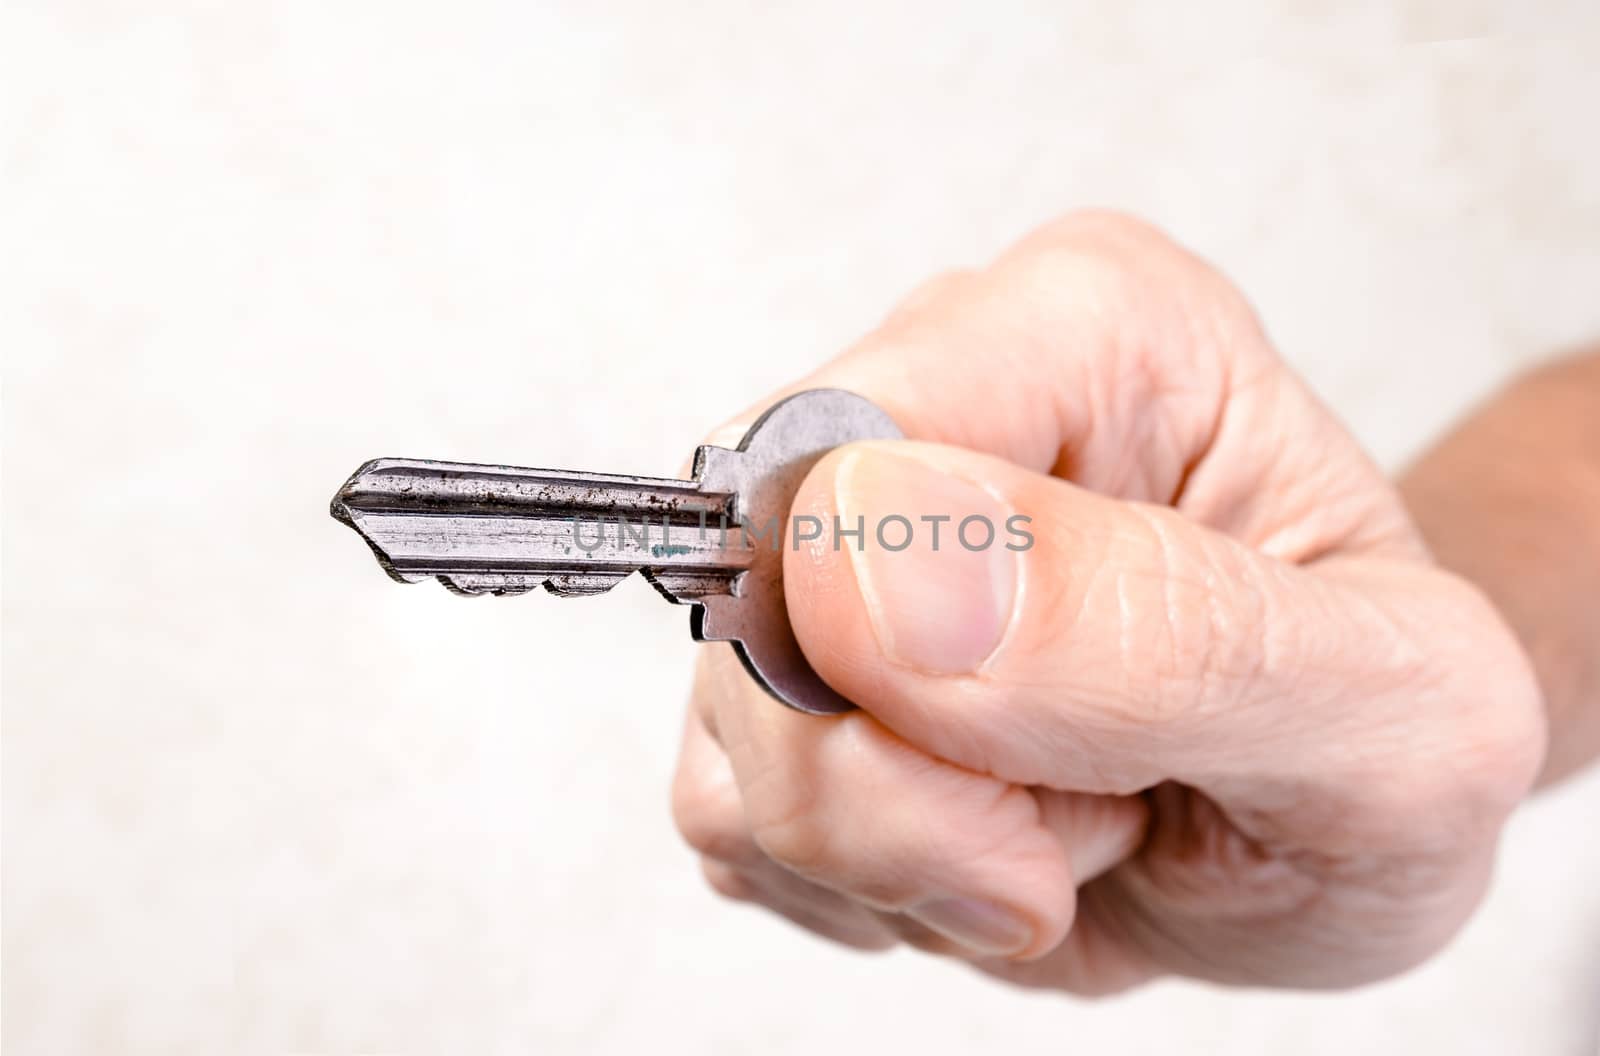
[541,573,628,597]
[643,569,743,606]
[434,570,733,600]
[438,573,543,596]
[434,572,634,597]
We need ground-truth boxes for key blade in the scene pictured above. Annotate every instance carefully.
[330,458,751,597]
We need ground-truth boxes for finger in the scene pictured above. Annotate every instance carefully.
[714,212,1242,499]
[782,438,1433,811]
[962,793,1155,990]
[681,643,1154,968]
[971,893,1164,997]
[677,673,904,950]
[1034,790,1149,885]
[702,210,1410,561]
[671,689,764,868]
[700,858,898,952]
[675,657,906,947]
[866,790,1146,963]
[707,645,1080,962]
[871,911,972,958]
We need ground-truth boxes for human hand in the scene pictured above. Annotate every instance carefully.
[670,213,1546,992]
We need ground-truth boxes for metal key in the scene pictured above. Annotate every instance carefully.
[329,389,902,714]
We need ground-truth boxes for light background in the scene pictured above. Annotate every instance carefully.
[5,3,1600,1053]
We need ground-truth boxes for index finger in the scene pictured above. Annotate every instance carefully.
[713,211,1252,505]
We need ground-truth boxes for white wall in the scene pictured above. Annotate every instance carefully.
[5,2,1599,1052]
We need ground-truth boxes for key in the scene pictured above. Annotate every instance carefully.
[329,388,902,714]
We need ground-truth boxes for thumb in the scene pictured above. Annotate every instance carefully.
[783,440,1380,799]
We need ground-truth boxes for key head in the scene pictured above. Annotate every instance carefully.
[689,389,902,715]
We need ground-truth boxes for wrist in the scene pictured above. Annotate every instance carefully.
[1399,354,1600,786]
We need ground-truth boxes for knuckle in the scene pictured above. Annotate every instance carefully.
[669,794,715,856]
[700,859,756,903]
[739,731,914,890]
[1002,209,1268,372]
[673,807,743,863]
[671,775,751,864]
[1001,238,1136,315]
[743,725,1026,908]
[884,268,978,325]
[747,790,836,878]
[1007,210,1190,299]
[739,728,854,879]
[740,720,908,890]
[1323,574,1547,851]
[1469,696,1547,810]
[1028,209,1180,256]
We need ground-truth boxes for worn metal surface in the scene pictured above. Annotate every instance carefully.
[330,389,903,714]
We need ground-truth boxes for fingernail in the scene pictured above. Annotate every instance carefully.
[836,448,1018,674]
[906,897,1033,956]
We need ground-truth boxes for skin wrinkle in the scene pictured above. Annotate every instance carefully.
[1004,509,1179,789]
[1159,356,1232,506]
[1103,502,1274,747]
[1166,271,1244,508]
[1114,364,1206,502]
[1222,567,1426,781]
[1140,506,1220,730]
[1034,790,1150,881]
[1277,383,1422,562]
[1169,355,1277,528]
[1094,858,1320,986]
[1299,572,1523,838]
[1068,275,1230,504]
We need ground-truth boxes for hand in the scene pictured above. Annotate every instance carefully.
[670,212,1546,992]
